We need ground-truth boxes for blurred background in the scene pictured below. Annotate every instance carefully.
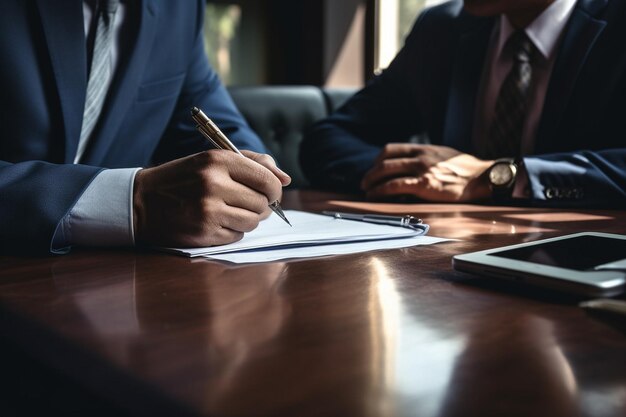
[203,0,447,87]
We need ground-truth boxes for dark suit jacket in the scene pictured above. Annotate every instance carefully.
[0,0,266,253]
[301,0,626,207]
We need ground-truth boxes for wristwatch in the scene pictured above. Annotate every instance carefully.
[487,158,518,199]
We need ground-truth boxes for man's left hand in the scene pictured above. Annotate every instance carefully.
[361,143,494,202]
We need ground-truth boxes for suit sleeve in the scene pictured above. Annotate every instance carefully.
[524,149,626,208]
[151,0,266,164]
[300,10,433,193]
[0,161,103,254]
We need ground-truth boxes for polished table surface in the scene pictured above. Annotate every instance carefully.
[1,190,625,417]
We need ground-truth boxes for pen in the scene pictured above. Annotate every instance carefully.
[322,211,423,230]
[580,299,626,318]
[191,106,292,227]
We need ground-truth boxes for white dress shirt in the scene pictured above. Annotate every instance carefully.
[474,0,577,156]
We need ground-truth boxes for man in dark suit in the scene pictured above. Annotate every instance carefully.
[301,0,626,207]
[0,0,290,254]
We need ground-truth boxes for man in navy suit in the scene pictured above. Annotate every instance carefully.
[0,0,290,254]
[301,0,626,207]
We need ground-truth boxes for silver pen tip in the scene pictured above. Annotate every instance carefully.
[269,200,292,226]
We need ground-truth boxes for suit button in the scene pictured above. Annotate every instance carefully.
[573,188,584,199]
[544,187,583,200]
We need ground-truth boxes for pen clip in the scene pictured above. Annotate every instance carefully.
[362,214,423,229]
[191,107,243,155]
[195,124,222,150]
[322,211,423,230]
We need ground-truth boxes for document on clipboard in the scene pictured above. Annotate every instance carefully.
[162,210,449,263]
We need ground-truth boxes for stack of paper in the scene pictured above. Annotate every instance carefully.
[163,210,449,264]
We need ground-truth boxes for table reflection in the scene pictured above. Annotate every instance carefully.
[363,257,579,417]
[365,256,465,417]
[2,192,625,417]
[42,247,611,416]
[437,315,577,417]
[51,255,291,412]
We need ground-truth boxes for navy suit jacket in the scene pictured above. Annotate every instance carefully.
[301,0,626,207]
[0,0,267,254]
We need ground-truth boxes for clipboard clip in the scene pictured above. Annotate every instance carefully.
[322,211,423,230]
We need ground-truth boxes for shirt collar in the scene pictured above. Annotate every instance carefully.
[496,0,577,61]
[84,0,127,10]
[84,0,97,11]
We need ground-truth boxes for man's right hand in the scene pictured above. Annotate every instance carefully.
[133,150,291,247]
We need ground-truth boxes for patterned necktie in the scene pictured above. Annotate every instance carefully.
[485,30,537,159]
[75,0,121,163]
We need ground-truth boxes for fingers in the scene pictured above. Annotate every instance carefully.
[228,160,284,204]
[135,197,265,248]
[364,145,475,197]
[221,182,270,215]
[195,151,283,204]
[361,157,428,190]
[373,143,425,164]
[365,174,473,203]
[366,176,427,200]
[182,226,244,248]
[165,197,266,248]
[207,204,264,234]
[363,146,495,203]
[363,143,432,191]
[242,150,292,186]
[134,150,286,248]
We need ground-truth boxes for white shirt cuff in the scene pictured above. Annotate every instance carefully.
[52,168,141,249]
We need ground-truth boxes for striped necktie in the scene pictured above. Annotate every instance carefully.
[75,0,121,163]
[485,30,538,159]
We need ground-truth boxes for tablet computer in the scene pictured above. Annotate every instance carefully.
[452,232,626,297]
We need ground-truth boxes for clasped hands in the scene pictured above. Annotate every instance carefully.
[361,143,494,203]
[133,150,291,247]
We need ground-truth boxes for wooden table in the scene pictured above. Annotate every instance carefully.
[1,190,625,417]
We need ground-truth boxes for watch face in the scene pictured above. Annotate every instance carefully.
[489,163,514,187]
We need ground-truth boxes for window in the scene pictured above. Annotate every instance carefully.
[203,4,242,85]
[202,1,450,86]
[375,0,447,71]
[203,2,267,85]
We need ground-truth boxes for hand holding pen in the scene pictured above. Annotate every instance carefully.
[191,107,292,226]
[131,111,291,248]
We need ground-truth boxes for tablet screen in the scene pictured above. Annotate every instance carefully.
[490,235,626,271]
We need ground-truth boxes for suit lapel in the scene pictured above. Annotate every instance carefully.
[36,0,87,163]
[443,16,494,153]
[535,0,607,152]
[82,0,159,166]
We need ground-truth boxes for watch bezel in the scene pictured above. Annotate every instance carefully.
[488,158,518,199]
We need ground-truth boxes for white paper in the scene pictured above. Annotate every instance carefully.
[201,235,451,264]
[164,210,428,257]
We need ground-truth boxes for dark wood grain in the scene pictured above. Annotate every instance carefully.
[1,190,625,417]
